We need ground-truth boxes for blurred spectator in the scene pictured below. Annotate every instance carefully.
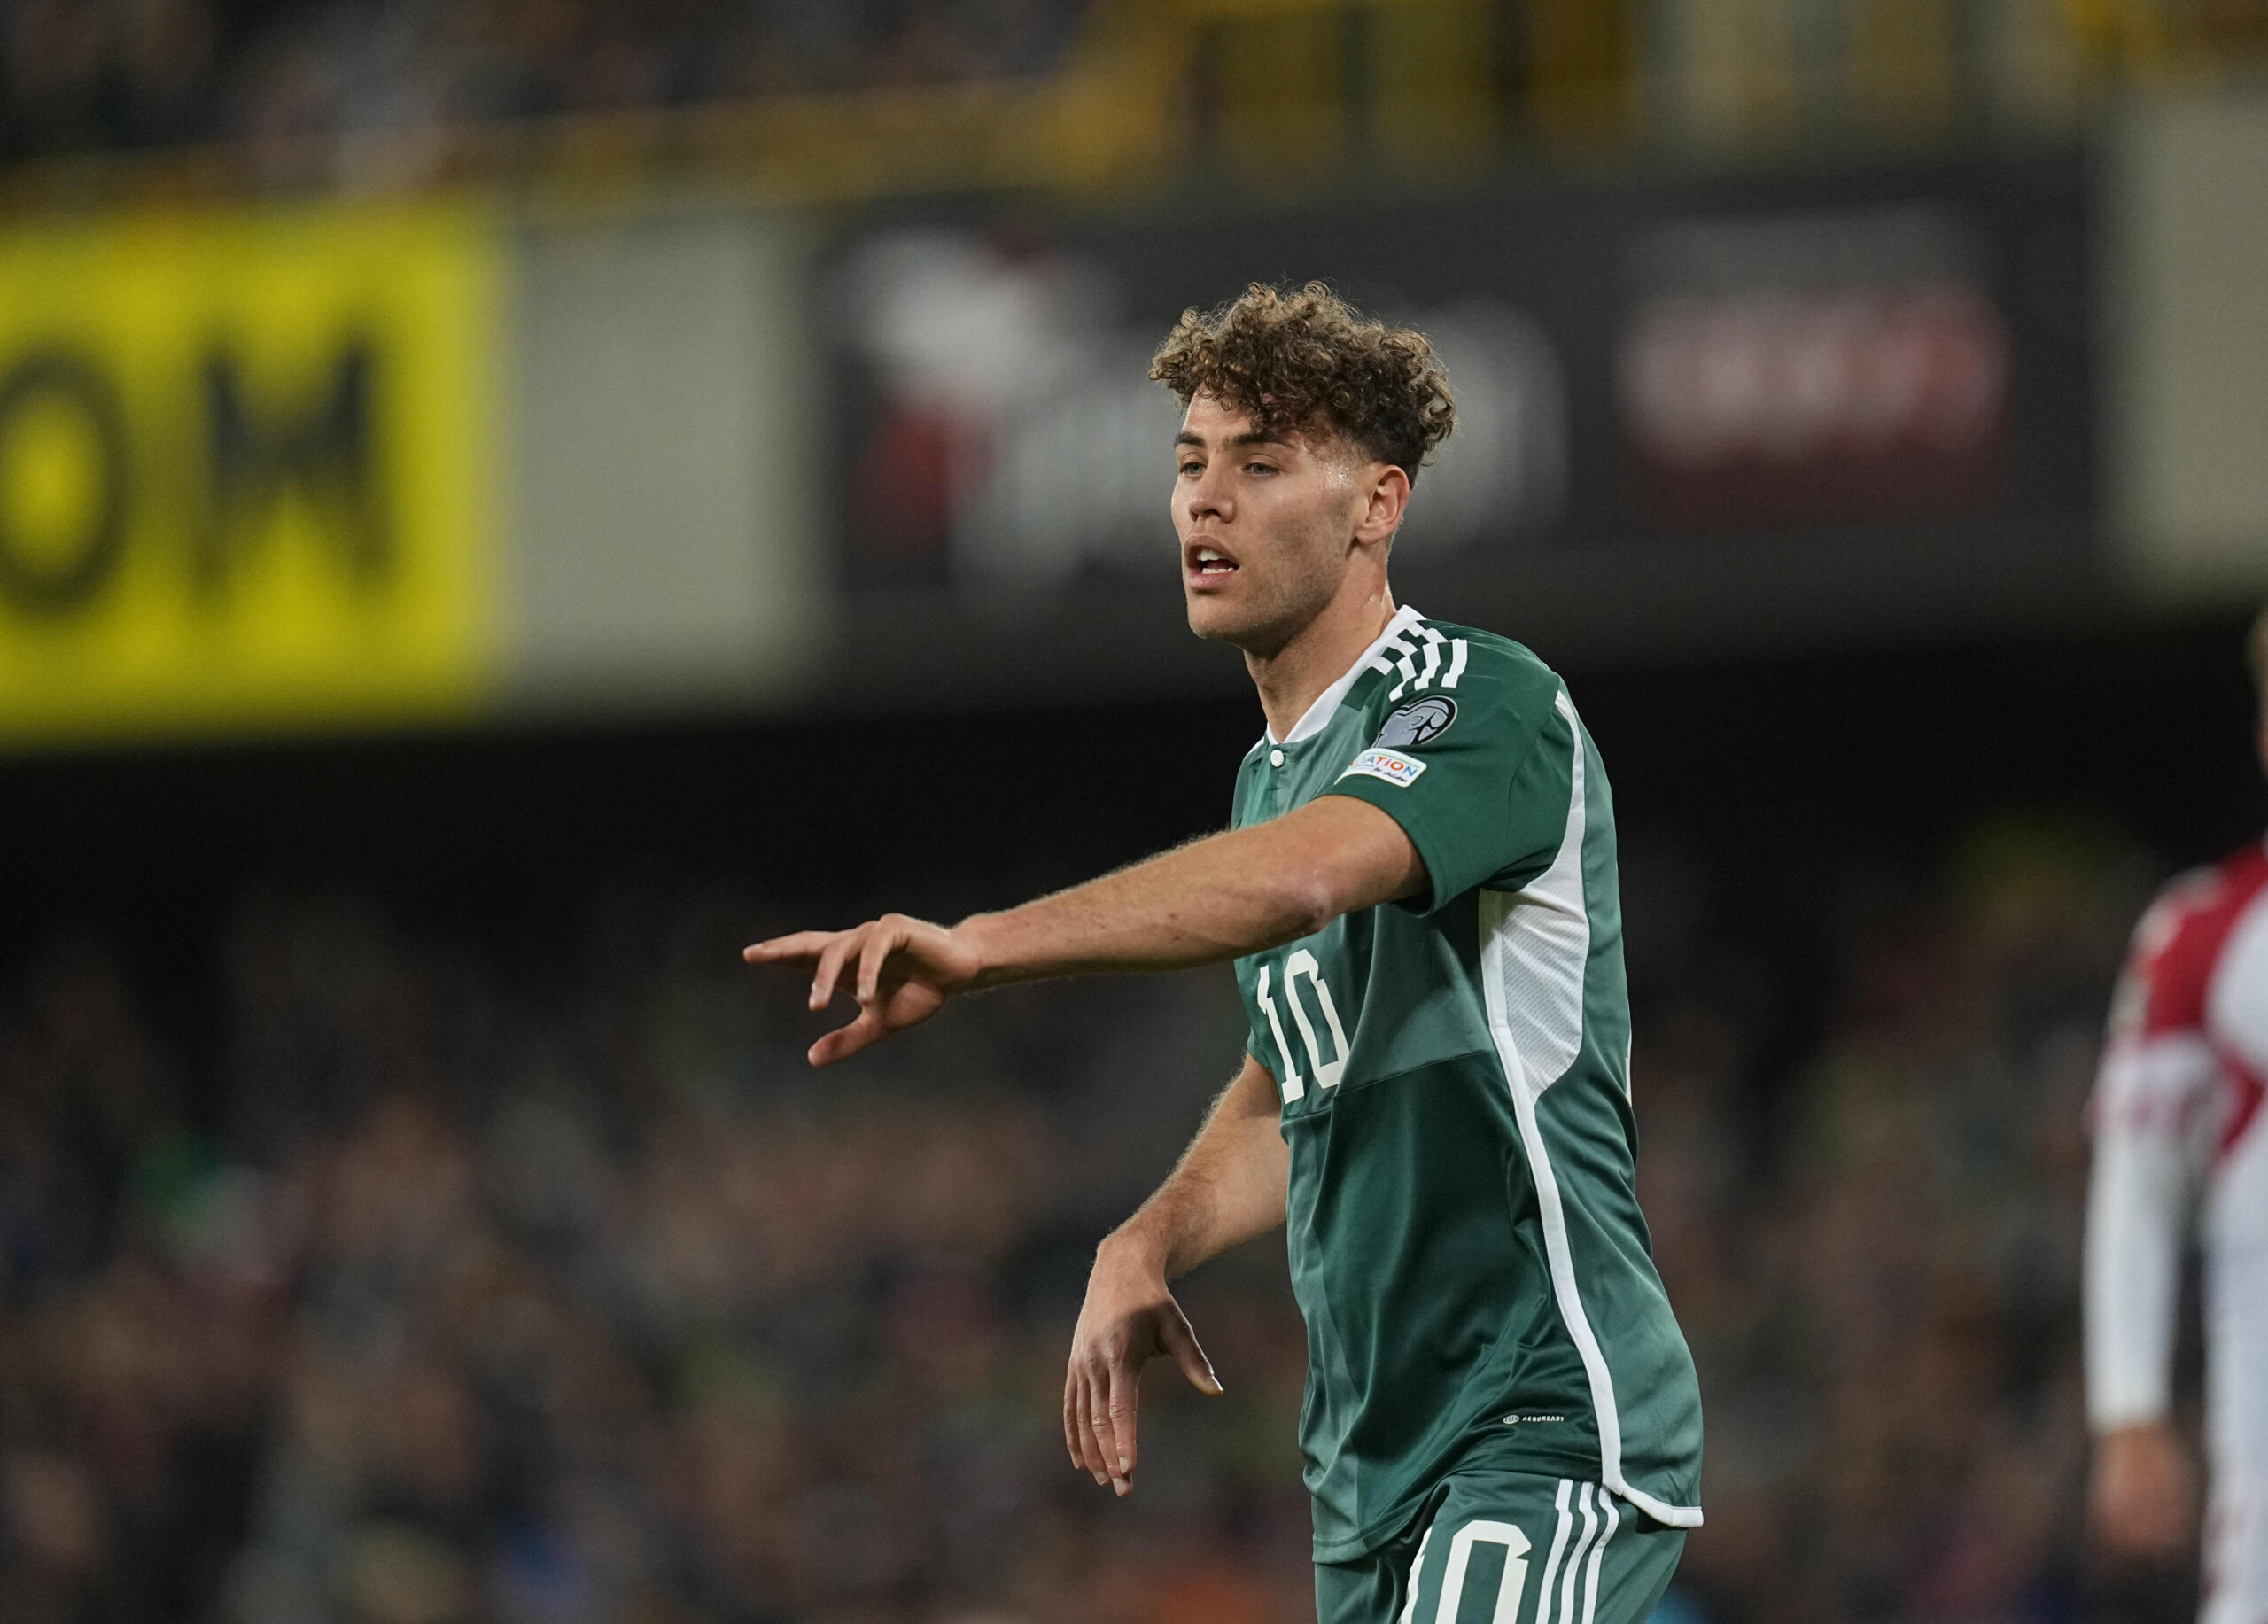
[0,0,1090,165]
[3,0,2265,185]
[0,816,2192,1621]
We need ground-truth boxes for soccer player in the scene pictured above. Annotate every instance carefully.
[747,284,1703,1623]
[2085,612,2268,1622]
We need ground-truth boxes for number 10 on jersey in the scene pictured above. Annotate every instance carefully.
[1256,950,1350,1102]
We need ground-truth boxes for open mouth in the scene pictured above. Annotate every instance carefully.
[1187,543,1239,579]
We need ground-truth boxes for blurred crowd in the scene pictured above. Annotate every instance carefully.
[1629,820,2156,1623]
[0,0,1086,161]
[0,817,2190,1624]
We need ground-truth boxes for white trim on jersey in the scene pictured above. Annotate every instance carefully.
[1479,691,1705,1531]
[1269,603,1425,746]
[1411,630,1444,694]
[1386,626,1473,703]
[1388,626,1439,701]
[1385,641,1422,698]
[1479,692,1592,1090]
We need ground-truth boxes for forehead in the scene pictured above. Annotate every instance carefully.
[1179,392,1333,458]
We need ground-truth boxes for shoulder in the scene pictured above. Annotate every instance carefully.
[2121,841,2268,1037]
[2132,843,2268,958]
[1415,618,1555,680]
[1363,618,1563,720]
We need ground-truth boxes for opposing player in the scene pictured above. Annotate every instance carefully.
[2086,612,2268,1621]
[746,284,1701,1623]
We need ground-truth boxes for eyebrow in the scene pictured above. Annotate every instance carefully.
[1174,429,1293,450]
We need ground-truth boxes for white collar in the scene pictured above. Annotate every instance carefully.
[1263,604,1425,747]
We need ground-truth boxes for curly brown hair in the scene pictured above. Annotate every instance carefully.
[1149,281,1456,482]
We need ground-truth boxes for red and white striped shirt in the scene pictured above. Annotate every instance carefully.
[2087,839,2268,1620]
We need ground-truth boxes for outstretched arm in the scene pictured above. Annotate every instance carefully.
[1065,1053,1288,1496]
[744,794,1422,1065]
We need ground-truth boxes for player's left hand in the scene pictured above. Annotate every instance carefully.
[1065,1235,1223,1497]
[743,913,982,1065]
[2089,1420,2194,1561]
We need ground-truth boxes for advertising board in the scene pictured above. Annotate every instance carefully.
[0,205,501,742]
[0,203,826,748]
[822,158,2094,689]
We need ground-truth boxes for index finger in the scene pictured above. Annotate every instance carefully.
[742,931,840,964]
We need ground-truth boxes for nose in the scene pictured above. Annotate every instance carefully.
[1184,460,1231,525]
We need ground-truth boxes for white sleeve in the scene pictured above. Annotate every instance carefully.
[2084,1033,2218,1431]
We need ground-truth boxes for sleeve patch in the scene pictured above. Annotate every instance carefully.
[1376,695,1457,748]
[1340,748,1428,789]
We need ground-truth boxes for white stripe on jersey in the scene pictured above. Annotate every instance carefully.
[1480,694,1705,1530]
[1414,629,1446,693]
[1390,628,1447,700]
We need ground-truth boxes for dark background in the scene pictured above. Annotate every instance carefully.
[13,609,2254,1136]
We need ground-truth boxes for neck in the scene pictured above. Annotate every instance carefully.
[1247,577,1398,741]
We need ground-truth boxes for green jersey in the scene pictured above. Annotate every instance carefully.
[1230,605,1703,1561]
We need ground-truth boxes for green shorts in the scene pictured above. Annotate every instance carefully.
[1315,1471,1686,1624]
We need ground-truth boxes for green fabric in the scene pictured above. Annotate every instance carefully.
[1313,1467,1686,1624]
[1231,612,1703,1562]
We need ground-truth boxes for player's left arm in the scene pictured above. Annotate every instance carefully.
[744,796,1424,1066]
[2084,883,2221,1559]
[2085,1038,2211,1560]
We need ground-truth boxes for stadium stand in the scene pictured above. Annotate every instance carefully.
[0,634,2251,1623]
[0,0,1090,159]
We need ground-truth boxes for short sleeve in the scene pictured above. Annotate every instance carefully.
[1320,646,1574,913]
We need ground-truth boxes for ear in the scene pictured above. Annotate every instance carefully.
[1352,463,1410,550]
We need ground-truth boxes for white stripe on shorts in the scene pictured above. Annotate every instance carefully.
[1533,1480,1575,1624]
[1581,1487,1619,1624]
[1557,1484,1601,1624]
